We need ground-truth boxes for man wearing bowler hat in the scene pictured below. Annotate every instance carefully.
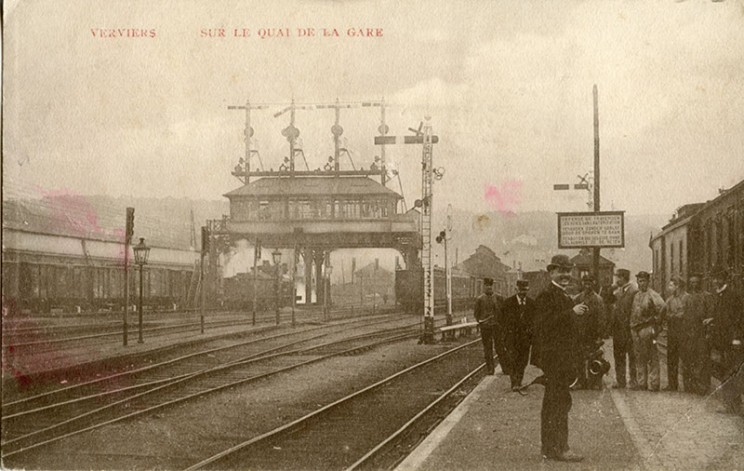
[611,268,638,389]
[502,279,536,390]
[532,254,587,462]
[474,278,505,375]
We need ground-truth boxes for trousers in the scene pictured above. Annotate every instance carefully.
[479,324,498,373]
[612,333,637,387]
[541,372,573,456]
[667,322,682,390]
[720,348,744,412]
[632,325,660,390]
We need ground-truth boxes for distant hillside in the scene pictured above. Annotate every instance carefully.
[438,208,667,277]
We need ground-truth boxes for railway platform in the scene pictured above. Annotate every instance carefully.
[398,343,744,471]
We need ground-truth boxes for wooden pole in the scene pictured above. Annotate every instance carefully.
[593,85,601,287]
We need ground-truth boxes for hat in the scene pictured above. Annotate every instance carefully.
[581,274,595,282]
[615,268,630,279]
[483,277,494,286]
[516,280,530,289]
[547,254,573,271]
[636,271,651,280]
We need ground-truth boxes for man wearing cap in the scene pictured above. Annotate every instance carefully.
[532,254,587,462]
[611,269,638,389]
[630,271,665,391]
[659,277,689,392]
[572,274,607,390]
[501,279,536,390]
[474,278,505,375]
[708,268,743,414]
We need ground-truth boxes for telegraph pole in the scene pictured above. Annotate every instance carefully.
[592,85,601,285]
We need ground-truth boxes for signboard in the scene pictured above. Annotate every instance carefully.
[557,211,625,248]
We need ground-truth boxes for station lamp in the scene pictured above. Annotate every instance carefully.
[133,238,150,344]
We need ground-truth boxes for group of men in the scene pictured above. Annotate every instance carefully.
[473,254,743,463]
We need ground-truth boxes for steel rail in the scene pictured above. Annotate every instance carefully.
[3,312,401,411]
[3,318,419,421]
[182,339,480,471]
[2,324,425,458]
[345,362,485,470]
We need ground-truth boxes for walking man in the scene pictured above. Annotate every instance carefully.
[660,277,689,392]
[708,268,743,414]
[474,278,505,375]
[572,274,607,390]
[502,279,536,390]
[611,269,638,389]
[630,271,665,391]
[532,255,587,462]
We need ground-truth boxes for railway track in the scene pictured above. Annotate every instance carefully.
[3,306,398,351]
[185,339,485,471]
[1,314,432,459]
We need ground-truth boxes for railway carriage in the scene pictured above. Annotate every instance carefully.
[394,266,481,314]
[2,228,197,315]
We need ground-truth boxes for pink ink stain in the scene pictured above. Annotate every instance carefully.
[484,180,522,216]
[35,187,129,265]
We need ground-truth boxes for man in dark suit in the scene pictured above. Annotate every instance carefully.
[502,279,536,390]
[611,269,638,389]
[708,268,743,414]
[532,254,587,462]
[474,278,504,375]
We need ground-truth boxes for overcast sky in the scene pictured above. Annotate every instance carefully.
[4,0,743,218]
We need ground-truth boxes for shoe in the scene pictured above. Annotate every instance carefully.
[630,384,645,391]
[486,369,495,375]
[545,451,584,462]
[662,386,677,392]
[612,383,625,389]
[716,406,743,415]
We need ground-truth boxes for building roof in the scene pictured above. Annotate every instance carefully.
[570,251,615,267]
[224,176,403,199]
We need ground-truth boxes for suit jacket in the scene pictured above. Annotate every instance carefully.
[532,282,577,380]
[474,293,502,327]
[572,290,607,347]
[713,286,743,351]
[501,294,535,351]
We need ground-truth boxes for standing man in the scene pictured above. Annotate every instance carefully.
[532,255,587,462]
[474,278,505,376]
[630,271,666,391]
[708,268,743,414]
[572,274,607,390]
[611,269,638,389]
[660,278,689,392]
[501,279,536,390]
[683,273,714,395]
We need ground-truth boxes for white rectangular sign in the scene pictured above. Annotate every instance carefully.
[557,211,625,248]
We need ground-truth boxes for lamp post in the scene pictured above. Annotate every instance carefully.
[324,265,333,321]
[272,249,282,325]
[133,238,150,344]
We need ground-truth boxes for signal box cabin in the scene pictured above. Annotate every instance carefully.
[223,176,418,249]
[222,175,421,305]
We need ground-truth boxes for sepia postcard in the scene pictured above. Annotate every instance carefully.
[2,1,743,470]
